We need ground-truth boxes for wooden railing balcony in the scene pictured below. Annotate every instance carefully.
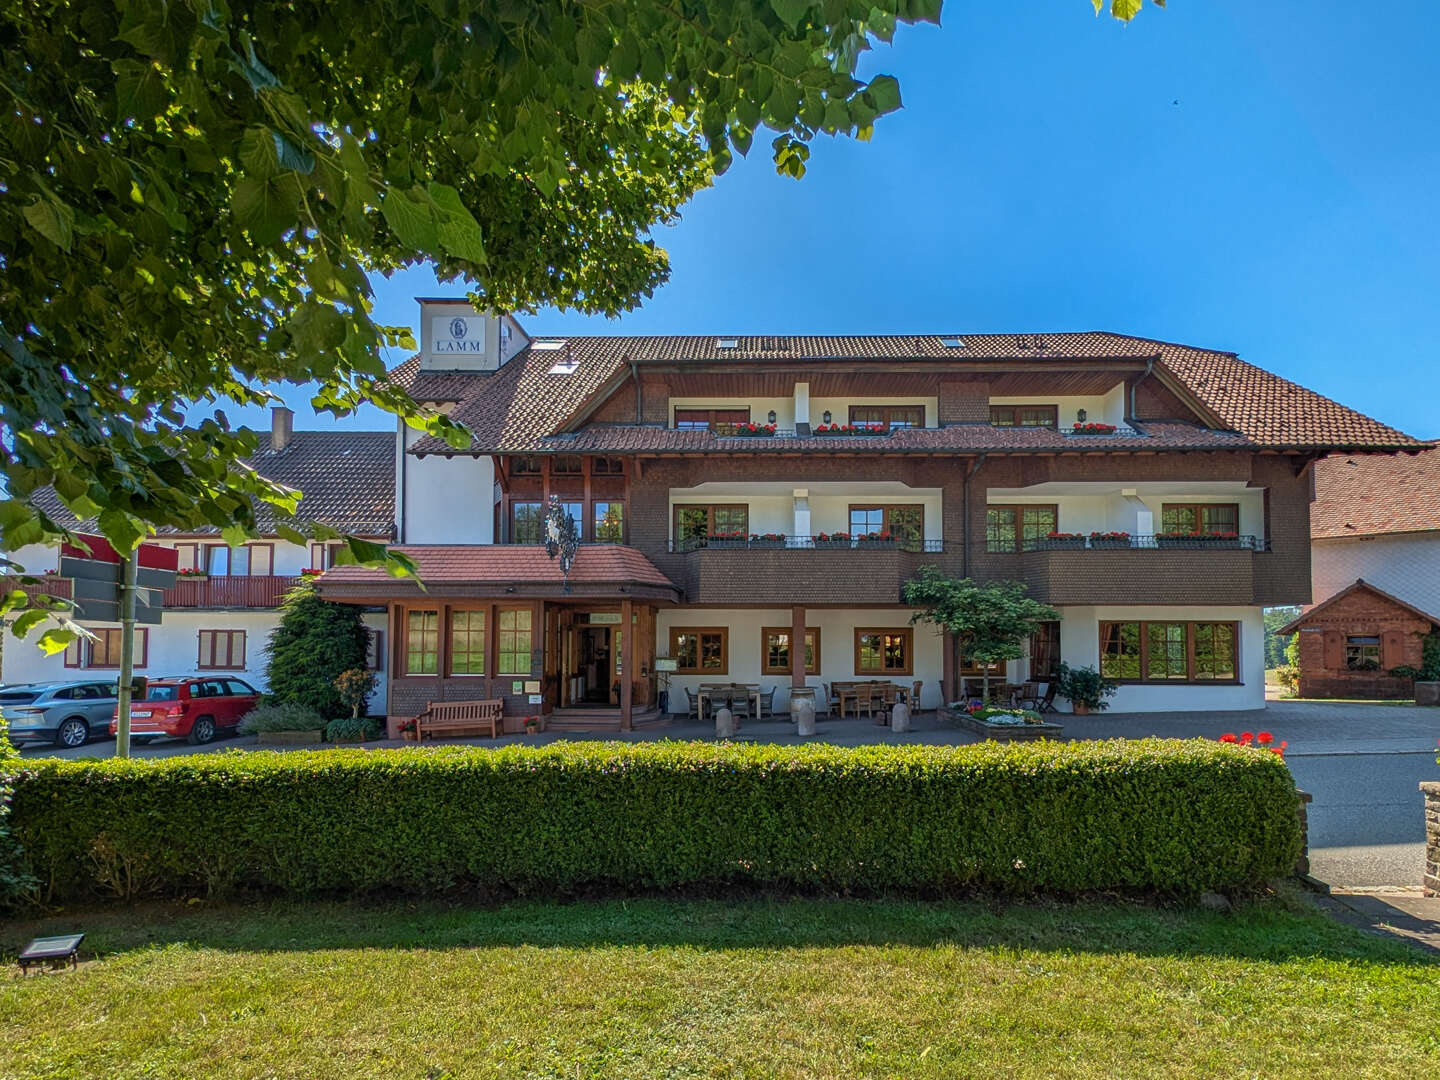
[161,574,304,609]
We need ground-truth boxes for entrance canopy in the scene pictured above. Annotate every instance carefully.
[314,545,681,604]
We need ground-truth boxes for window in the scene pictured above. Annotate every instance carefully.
[1029,622,1061,679]
[87,628,149,669]
[448,609,486,675]
[206,544,250,576]
[849,405,925,430]
[1099,621,1240,683]
[249,545,274,575]
[674,408,750,432]
[310,541,346,571]
[592,456,624,474]
[510,456,542,475]
[511,502,545,544]
[986,505,1058,553]
[1345,635,1382,672]
[762,627,820,676]
[1160,503,1240,536]
[674,504,748,548]
[225,679,257,697]
[552,455,583,475]
[593,502,625,543]
[366,630,384,672]
[174,543,199,572]
[855,628,913,675]
[848,504,924,548]
[404,610,440,675]
[63,637,83,668]
[989,405,1058,428]
[497,608,533,675]
[670,627,728,674]
[197,629,246,670]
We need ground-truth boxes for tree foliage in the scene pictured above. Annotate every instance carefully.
[903,566,1059,700]
[264,582,370,719]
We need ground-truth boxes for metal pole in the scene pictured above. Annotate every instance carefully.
[115,551,137,759]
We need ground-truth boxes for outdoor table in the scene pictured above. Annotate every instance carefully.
[697,684,761,724]
[17,934,84,974]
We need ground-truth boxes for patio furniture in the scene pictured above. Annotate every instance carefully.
[911,680,924,709]
[758,687,777,719]
[412,698,505,740]
[730,686,751,722]
[1014,681,1059,715]
[878,683,899,725]
[855,685,881,723]
[684,687,707,721]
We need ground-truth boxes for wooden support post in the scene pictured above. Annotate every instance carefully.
[620,599,634,730]
[942,631,957,705]
[791,605,806,690]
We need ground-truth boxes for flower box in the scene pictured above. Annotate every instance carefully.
[1070,422,1118,435]
[813,533,852,549]
[1156,532,1243,550]
[747,534,787,549]
[1088,532,1131,550]
[717,423,777,437]
[1043,532,1086,550]
[813,423,887,436]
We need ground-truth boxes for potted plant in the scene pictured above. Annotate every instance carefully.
[721,421,777,437]
[814,423,887,436]
[1088,530,1131,550]
[177,566,208,579]
[1054,662,1118,715]
[523,715,541,734]
[1156,530,1242,550]
[398,717,418,741]
[705,530,747,549]
[1043,531,1086,550]
[857,531,896,547]
[238,702,327,745]
[749,532,786,548]
[814,531,851,549]
[1070,422,1118,435]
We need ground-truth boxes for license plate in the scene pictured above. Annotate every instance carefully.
[131,710,151,718]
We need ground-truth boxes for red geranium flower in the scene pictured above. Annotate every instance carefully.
[1256,731,1273,745]
[1219,733,1238,744]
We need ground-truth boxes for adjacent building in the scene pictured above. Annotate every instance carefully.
[313,299,1425,731]
[1281,451,1440,698]
[2,412,394,701]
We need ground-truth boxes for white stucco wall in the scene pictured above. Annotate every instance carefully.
[989,386,1127,428]
[669,396,796,429]
[655,607,944,714]
[986,488,1264,538]
[668,487,943,542]
[1312,532,1440,616]
[1054,604,1265,712]
[401,426,495,544]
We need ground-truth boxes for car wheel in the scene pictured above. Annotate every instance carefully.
[187,716,216,746]
[54,716,90,749]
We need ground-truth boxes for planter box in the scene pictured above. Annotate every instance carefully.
[1042,537,1086,550]
[814,429,886,437]
[814,539,853,549]
[1156,536,1243,550]
[942,708,1064,742]
[1088,538,1131,550]
[255,729,324,746]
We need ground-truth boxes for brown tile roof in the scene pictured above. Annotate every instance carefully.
[1279,578,1440,634]
[29,431,395,537]
[317,544,677,589]
[399,332,1422,455]
[1310,450,1440,539]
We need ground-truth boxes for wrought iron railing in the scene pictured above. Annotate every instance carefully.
[669,536,944,554]
[986,534,1270,554]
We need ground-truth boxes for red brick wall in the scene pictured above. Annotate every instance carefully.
[1292,587,1430,699]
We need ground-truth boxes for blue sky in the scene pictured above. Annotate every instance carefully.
[238,2,1440,439]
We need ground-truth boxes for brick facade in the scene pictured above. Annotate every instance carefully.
[1289,584,1434,699]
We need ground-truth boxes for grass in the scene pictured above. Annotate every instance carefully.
[3,896,1438,1079]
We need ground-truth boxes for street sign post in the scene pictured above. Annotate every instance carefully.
[58,536,177,757]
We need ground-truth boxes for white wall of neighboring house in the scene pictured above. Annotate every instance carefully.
[399,423,495,544]
[1312,532,1440,617]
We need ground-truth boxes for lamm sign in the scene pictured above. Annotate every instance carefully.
[430,315,486,354]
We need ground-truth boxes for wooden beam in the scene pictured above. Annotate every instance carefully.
[620,599,634,731]
[791,605,806,691]
[491,455,510,493]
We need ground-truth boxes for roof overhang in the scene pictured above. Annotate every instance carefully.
[1279,578,1440,635]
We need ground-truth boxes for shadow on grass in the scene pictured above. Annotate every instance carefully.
[3,892,1435,968]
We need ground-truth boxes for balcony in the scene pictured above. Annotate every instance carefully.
[671,535,945,554]
[1001,535,1270,554]
[161,575,304,609]
[996,537,1269,606]
[658,536,947,605]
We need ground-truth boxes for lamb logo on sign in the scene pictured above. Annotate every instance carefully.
[431,315,485,355]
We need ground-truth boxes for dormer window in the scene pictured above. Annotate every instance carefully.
[990,405,1058,428]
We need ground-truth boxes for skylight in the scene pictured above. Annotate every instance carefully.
[716,337,739,349]
[548,358,581,375]
[939,336,964,348]
[531,340,567,351]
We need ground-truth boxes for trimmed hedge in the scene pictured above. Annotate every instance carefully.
[5,740,1303,901]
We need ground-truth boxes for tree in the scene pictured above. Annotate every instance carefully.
[264,581,370,719]
[902,566,1059,702]
[1263,606,1301,670]
[0,0,1159,652]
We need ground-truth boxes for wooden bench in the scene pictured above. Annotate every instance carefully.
[411,699,506,741]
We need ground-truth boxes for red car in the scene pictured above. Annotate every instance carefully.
[110,677,260,745]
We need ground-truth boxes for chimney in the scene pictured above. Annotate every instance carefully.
[271,405,294,452]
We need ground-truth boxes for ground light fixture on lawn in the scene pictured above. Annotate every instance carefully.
[16,934,84,975]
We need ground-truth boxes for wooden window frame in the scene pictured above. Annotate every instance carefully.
[1098,620,1241,685]
[309,541,346,571]
[248,543,274,576]
[1344,635,1382,672]
[87,627,149,669]
[673,407,751,432]
[446,607,488,677]
[989,404,1059,428]
[510,455,543,475]
[668,627,729,675]
[402,608,441,676]
[197,629,247,670]
[366,629,385,672]
[847,504,925,544]
[592,501,626,544]
[854,627,914,676]
[761,627,820,676]
[496,606,534,677]
[592,456,624,475]
[1160,502,1241,536]
[848,404,925,429]
[673,504,749,546]
[510,501,546,544]
[986,504,1059,553]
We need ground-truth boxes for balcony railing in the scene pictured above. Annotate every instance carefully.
[989,534,1269,554]
[4,575,72,603]
[669,536,945,554]
[161,575,304,608]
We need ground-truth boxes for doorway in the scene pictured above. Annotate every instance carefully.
[576,624,617,704]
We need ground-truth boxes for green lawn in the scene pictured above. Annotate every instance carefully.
[3,896,1437,1079]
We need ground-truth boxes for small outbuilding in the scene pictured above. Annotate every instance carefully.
[1280,579,1439,699]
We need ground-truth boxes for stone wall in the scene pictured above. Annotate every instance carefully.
[1423,782,1440,898]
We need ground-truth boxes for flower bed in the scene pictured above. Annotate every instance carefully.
[942,703,1064,741]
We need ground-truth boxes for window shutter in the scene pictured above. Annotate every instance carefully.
[1382,631,1407,671]
[1322,631,1344,671]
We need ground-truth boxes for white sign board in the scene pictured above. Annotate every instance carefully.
[430,315,486,356]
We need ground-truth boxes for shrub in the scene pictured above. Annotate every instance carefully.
[264,581,370,718]
[1054,663,1119,711]
[324,715,383,742]
[1274,665,1300,694]
[334,668,377,719]
[0,708,36,908]
[5,740,1303,902]
[238,702,326,735]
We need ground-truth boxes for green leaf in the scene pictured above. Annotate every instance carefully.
[865,74,902,117]
[22,198,74,251]
[37,628,78,656]
[232,174,302,245]
[11,608,49,639]
[97,508,144,552]
[428,183,486,265]
[1110,0,1144,18]
[380,187,441,255]
[276,523,309,547]
[770,0,811,30]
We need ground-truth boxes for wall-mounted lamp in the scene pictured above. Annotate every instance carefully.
[767,410,777,424]
[822,410,833,424]
[1076,408,1088,423]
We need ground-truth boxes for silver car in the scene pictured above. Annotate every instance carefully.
[1,681,119,748]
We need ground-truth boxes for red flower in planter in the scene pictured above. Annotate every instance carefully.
[1219,733,1238,743]
[1256,731,1273,746]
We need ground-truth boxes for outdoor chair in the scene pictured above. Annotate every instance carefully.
[729,688,751,722]
[684,687,706,722]
[1014,681,1059,715]
[758,687,776,719]
[855,685,881,724]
